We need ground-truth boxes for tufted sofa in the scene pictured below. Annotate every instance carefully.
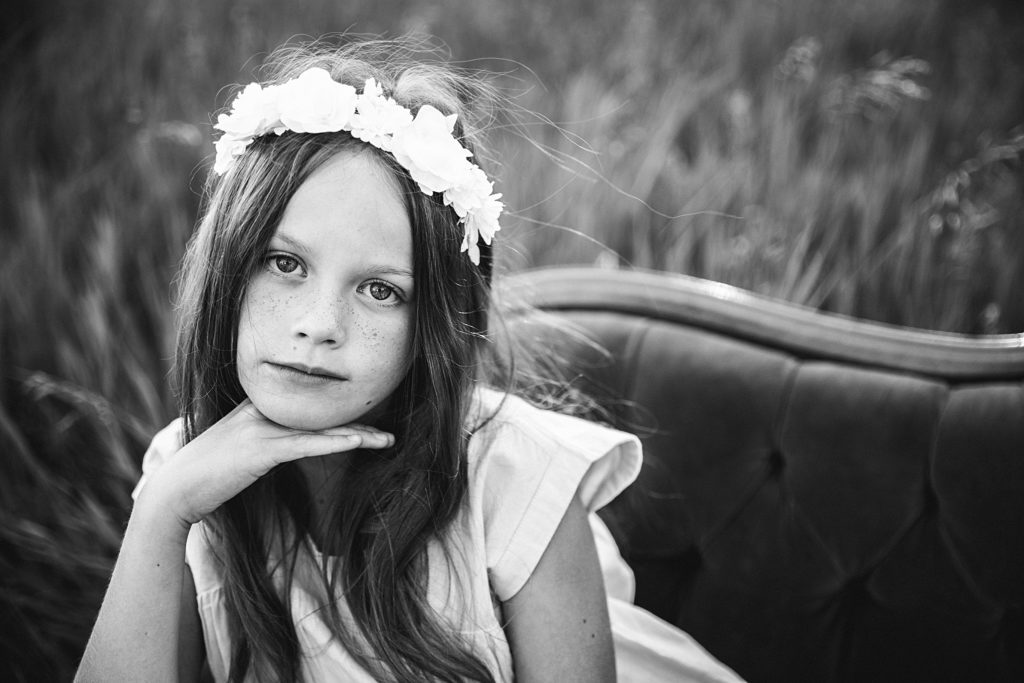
[502,267,1024,683]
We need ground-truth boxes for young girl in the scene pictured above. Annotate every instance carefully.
[76,38,743,683]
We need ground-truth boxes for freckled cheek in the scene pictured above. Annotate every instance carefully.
[355,317,414,377]
[241,288,296,341]
[252,288,290,321]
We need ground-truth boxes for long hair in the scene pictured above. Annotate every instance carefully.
[175,38,498,682]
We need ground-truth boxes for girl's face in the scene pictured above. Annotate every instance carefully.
[236,149,415,431]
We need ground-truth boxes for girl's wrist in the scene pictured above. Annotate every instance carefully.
[131,484,195,539]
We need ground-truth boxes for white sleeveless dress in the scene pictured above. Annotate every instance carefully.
[134,388,744,682]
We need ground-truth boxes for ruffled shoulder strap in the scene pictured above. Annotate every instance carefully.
[468,388,642,601]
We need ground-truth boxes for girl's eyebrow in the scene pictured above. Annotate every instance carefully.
[368,264,414,279]
[270,232,308,252]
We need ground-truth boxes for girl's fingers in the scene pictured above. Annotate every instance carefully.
[309,421,387,436]
[320,424,394,443]
[345,430,394,449]
[279,433,361,461]
[265,425,394,446]
[302,421,395,447]
[274,430,394,463]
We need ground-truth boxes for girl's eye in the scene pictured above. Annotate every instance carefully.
[268,254,302,275]
[367,281,398,302]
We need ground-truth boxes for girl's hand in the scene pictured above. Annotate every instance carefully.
[139,400,393,528]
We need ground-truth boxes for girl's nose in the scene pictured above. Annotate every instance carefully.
[293,292,347,347]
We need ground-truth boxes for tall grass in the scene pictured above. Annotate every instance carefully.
[495,3,1024,333]
[1,0,1021,679]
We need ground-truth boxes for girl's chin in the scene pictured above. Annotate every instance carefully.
[253,401,360,431]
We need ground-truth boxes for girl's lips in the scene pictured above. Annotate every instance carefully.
[267,362,347,383]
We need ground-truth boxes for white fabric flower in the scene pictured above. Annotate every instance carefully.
[213,135,252,175]
[276,68,357,134]
[445,165,493,218]
[460,193,503,265]
[474,193,503,245]
[351,78,413,151]
[360,76,384,100]
[214,83,279,139]
[391,105,474,194]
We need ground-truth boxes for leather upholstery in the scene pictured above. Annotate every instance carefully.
[503,267,1024,683]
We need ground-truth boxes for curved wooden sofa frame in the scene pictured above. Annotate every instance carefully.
[501,267,1024,683]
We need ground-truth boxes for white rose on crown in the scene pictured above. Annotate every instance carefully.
[276,68,358,134]
[213,136,251,175]
[470,193,504,245]
[351,78,413,152]
[215,82,279,139]
[461,192,503,264]
[445,165,494,218]
[390,105,474,195]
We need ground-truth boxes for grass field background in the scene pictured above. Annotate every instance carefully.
[1,0,1022,678]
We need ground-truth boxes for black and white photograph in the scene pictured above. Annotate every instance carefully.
[2,1,1022,681]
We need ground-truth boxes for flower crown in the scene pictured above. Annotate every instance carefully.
[213,67,502,265]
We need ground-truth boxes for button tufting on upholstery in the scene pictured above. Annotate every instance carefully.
[767,450,785,477]
[922,485,938,516]
[844,573,870,596]
[1000,606,1023,642]
[680,545,702,572]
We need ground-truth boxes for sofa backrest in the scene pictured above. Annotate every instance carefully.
[503,267,1024,683]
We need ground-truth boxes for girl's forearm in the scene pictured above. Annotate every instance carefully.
[75,493,192,683]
